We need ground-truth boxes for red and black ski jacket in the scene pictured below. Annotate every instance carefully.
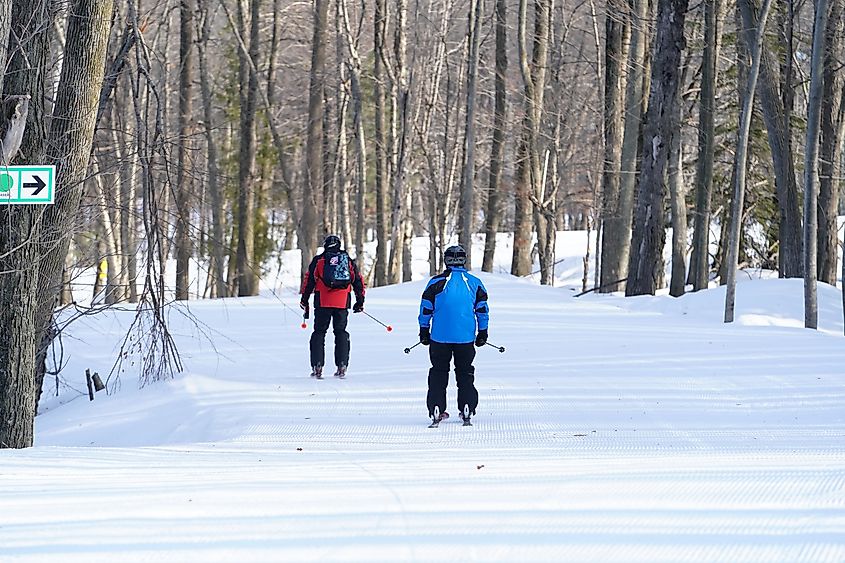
[300,252,366,309]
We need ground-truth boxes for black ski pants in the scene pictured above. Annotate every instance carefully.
[427,341,478,417]
[310,307,350,368]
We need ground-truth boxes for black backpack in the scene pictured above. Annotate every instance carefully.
[323,251,352,289]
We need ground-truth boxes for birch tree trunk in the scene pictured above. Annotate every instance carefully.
[803,0,829,329]
[388,0,409,283]
[373,0,389,285]
[626,0,689,296]
[725,0,774,322]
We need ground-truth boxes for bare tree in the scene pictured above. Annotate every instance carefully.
[373,0,389,286]
[690,0,720,291]
[197,0,226,298]
[725,0,774,322]
[598,0,627,291]
[817,0,844,286]
[459,0,483,267]
[481,0,508,273]
[609,0,650,293]
[737,0,803,278]
[235,0,260,296]
[175,0,195,300]
[512,0,552,277]
[626,0,689,296]
[803,0,830,329]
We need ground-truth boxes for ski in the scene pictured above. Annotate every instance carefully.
[460,404,472,426]
[428,407,448,428]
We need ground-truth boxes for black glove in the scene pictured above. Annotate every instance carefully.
[419,327,431,346]
[353,300,364,313]
[300,298,309,319]
[475,329,488,347]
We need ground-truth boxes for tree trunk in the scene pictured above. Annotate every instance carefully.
[198,0,226,298]
[174,0,194,300]
[235,0,259,296]
[513,0,552,277]
[626,0,689,296]
[668,105,687,297]
[803,0,829,329]
[387,0,409,283]
[737,0,803,277]
[690,0,719,291]
[339,0,367,260]
[458,0,483,267]
[724,0,774,322]
[1,0,51,447]
[482,0,508,273]
[610,0,649,293]
[817,0,843,286]
[373,0,389,286]
[598,0,627,291]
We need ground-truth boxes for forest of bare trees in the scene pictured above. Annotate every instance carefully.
[2,0,845,447]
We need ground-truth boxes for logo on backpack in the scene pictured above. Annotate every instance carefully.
[323,251,351,289]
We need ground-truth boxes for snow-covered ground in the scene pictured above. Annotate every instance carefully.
[3,234,845,562]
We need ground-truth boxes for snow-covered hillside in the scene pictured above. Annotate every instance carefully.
[2,235,845,562]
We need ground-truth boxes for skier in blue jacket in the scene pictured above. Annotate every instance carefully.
[418,245,489,425]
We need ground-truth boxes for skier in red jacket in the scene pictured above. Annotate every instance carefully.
[300,234,366,378]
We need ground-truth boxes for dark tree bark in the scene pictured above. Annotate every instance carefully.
[175,0,195,300]
[598,0,627,291]
[690,0,719,291]
[817,0,844,286]
[0,0,54,449]
[235,0,260,296]
[626,0,689,296]
[482,0,508,273]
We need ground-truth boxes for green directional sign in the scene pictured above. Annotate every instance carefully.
[0,165,55,204]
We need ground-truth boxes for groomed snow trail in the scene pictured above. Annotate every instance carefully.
[2,274,845,562]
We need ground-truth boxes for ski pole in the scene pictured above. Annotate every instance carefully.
[485,342,505,353]
[363,311,393,332]
[403,342,422,354]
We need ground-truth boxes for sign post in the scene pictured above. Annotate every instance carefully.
[0,165,55,204]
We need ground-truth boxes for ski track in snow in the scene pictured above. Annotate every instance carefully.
[2,266,845,562]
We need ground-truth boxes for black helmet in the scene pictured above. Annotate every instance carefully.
[444,245,467,267]
[323,234,342,252]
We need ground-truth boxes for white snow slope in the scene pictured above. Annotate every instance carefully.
[2,234,845,562]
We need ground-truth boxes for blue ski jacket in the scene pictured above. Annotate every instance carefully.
[418,267,489,344]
